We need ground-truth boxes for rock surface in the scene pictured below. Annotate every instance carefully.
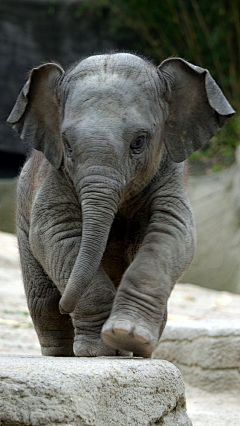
[158,282,240,391]
[181,147,240,293]
[154,319,240,391]
[185,385,240,426]
[0,355,192,426]
[1,231,240,425]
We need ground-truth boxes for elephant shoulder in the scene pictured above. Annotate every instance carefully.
[17,150,48,223]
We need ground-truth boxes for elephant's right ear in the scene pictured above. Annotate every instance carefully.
[7,63,65,169]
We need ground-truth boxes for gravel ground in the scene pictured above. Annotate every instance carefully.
[0,231,240,425]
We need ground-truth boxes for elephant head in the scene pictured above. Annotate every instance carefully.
[7,53,235,314]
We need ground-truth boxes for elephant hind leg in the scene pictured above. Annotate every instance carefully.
[18,228,74,356]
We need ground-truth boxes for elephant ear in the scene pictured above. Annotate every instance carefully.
[7,63,65,169]
[158,58,235,163]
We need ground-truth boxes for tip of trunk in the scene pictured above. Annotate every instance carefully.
[59,280,79,314]
[59,267,92,314]
[59,301,73,315]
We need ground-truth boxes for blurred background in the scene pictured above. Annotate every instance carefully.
[0,0,240,292]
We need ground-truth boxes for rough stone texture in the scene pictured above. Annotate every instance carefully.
[0,355,192,426]
[185,384,240,426]
[167,283,240,321]
[1,231,240,425]
[181,146,240,293]
[153,320,240,392]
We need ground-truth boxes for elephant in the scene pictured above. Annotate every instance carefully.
[7,53,234,357]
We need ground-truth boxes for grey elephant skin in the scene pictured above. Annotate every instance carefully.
[7,53,234,357]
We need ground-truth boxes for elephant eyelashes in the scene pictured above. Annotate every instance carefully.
[130,135,145,153]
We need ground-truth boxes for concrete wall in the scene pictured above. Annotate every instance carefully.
[181,148,240,294]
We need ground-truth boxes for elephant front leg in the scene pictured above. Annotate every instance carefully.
[18,228,74,356]
[102,222,195,357]
[101,253,168,357]
[71,266,129,356]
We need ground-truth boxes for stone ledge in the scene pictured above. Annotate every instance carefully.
[0,355,192,426]
[153,319,240,392]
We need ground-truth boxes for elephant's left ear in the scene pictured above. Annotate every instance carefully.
[7,63,65,169]
[158,58,235,163]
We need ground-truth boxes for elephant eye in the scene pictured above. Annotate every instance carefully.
[131,135,145,152]
[63,136,73,157]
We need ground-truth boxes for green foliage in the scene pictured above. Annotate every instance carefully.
[77,0,240,109]
[3,310,29,317]
[76,0,240,170]
[0,179,16,234]
[47,0,60,16]
[189,115,240,172]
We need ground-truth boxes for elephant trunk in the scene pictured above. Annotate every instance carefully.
[59,174,121,314]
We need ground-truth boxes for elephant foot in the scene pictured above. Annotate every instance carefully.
[101,316,159,358]
[41,345,74,357]
[73,334,117,357]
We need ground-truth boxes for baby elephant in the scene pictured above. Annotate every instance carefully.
[8,53,234,357]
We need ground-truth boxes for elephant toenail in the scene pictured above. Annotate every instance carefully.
[114,320,133,334]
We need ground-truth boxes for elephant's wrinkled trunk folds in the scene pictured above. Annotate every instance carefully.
[59,177,121,314]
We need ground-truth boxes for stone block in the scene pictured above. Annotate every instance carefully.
[153,319,240,392]
[181,154,240,294]
[0,355,192,426]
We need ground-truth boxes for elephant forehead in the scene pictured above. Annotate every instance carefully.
[62,79,161,129]
[65,81,150,111]
[62,90,159,137]
[66,53,157,81]
[62,54,160,105]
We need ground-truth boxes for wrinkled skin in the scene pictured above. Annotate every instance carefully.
[8,53,234,357]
